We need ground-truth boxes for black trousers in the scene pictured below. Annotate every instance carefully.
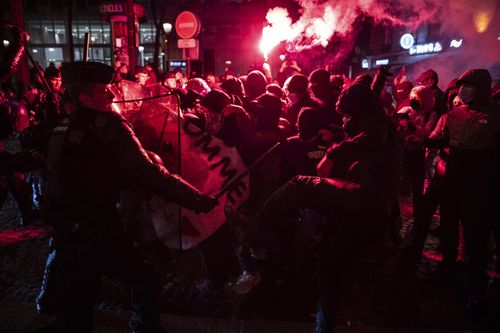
[443,183,492,292]
[258,176,390,333]
[402,149,425,217]
[409,173,460,266]
[39,221,161,333]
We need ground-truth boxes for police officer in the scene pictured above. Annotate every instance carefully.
[37,62,217,333]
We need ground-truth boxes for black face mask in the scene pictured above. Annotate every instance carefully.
[409,98,422,111]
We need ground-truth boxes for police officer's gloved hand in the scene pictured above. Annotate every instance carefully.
[196,195,219,214]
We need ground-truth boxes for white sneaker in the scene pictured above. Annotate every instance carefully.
[232,271,261,295]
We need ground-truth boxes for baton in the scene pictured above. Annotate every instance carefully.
[24,47,55,95]
[215,141,283,199]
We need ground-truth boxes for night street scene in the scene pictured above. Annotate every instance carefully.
[1,0,500,332]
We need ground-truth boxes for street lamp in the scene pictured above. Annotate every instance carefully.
[138,45,144,66]
[162,22,172,73]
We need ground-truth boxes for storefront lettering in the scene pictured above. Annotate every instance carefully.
[99,4,124,15]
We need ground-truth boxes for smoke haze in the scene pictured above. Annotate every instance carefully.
[262,0,500,84]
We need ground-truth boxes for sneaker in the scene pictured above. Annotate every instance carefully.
[195,278,223,296]
[232,271,261,294]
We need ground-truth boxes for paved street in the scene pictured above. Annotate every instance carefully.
[1,193,499,333]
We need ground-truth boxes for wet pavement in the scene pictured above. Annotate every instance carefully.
[1,193,499,332]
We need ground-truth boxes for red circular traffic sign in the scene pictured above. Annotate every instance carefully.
[175,11,201,39]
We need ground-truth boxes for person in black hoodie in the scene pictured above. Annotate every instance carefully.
[417,69,447,116]
[228,76,402,333]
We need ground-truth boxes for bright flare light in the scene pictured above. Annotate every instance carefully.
[258,4,342,59]
[259,7,296,60]
[258,0,447,61]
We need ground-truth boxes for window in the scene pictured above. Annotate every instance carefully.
[44,47,64,67]
[140,22,156,44]
[76,22,90,44]
[102,24,111,44]
[41,21,55,44]
[90,21,104,44]
[26,19,112,67]
[53,21,66,44]
[27,21,43,44]
[74,47,112,65]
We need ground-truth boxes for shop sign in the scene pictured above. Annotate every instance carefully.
[450,39,463,48]
[99,2,124,15]
[400,33,415,50]
[409,42,442,55]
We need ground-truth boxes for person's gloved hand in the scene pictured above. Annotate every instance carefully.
[196,194,218,213]
[377,65,393,77]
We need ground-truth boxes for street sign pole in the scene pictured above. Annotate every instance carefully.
[175,11,201,79]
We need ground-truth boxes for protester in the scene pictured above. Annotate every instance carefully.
[424,68,500,321]
[0,103,45,224]
[416,69,447,116]
[309,69,342,126]
[134,66,150,86]
[43,65,63,95]
[145,62,159,85]
[394,80,413,111]
[395,85,439,222]
[283,74,323,134]
[227,76,402,333]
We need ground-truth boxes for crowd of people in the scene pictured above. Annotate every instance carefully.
[1,28,500,332]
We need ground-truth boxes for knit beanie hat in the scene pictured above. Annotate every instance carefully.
[201,89,231,113]
[286,74,308,94]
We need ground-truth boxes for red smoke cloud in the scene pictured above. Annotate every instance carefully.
[261,0,500,81]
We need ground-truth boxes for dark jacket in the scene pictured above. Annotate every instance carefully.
[326,81,403,206]
[281,135,328,180]
[44,106,210,224]
[427,69,500,191]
